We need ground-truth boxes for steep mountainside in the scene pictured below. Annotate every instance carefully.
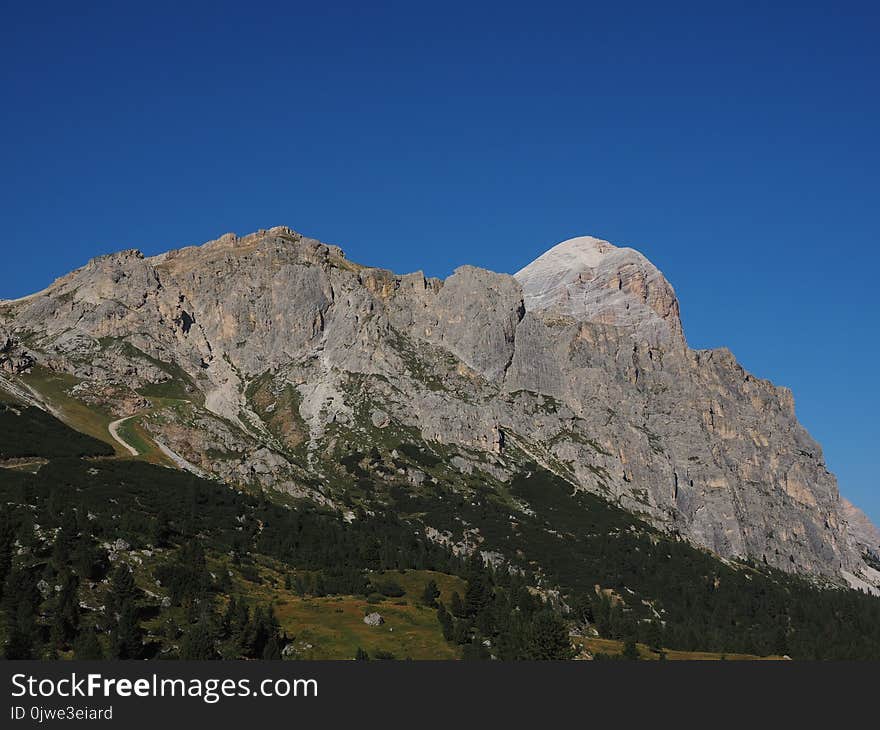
[1,226,877,591]
[843,498,880,564]
[5,398,880,660]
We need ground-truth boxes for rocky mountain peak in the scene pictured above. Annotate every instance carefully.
[515,236,684,347]
[145,226,351,276]
[2,225,878,592]
[843,498,880,559]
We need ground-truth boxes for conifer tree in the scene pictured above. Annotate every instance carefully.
[525,610,573,660]
[262,636,282,660]
[450,591,465,618]
[106,564,138,618]
[437,602,454,641]
[52,509,78,569]
[622,636,640,660]
[421,579,440,607]
[5,600,39,659]
[72,531,107,582]
[50,570,81,649]
[110,600,143,660]
[180,621,218,660]
[73,628,104,659]
[0,517,16,600]
[464,572,491,617]
[2,566,40,659]
[645,620,664,652]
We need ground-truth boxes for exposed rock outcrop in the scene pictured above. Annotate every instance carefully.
[1,226,875,590]
[843,498,880,561]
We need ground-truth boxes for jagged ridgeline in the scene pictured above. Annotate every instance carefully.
[2,373,880,660]
[1,226,879,660]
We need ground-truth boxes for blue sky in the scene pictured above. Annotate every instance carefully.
[2,2,878,521]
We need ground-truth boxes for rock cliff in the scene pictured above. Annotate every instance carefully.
[1,226,875,590]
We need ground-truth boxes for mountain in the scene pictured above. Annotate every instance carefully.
[843,498,880,565]
[1,226,877,595]
[515,236,684,346]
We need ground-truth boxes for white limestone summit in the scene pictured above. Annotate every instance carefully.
[515,236,684,346]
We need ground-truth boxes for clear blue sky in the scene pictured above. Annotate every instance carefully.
[2,2,878,521]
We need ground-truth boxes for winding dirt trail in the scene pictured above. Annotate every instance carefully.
[107,399,192,460]
[108,415,139,456]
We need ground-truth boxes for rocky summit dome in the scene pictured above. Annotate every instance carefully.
[514,236,685,347]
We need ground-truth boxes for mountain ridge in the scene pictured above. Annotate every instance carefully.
[1,226,877,593]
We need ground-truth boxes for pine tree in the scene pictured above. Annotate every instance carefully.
[450,591,465,618]
[110,601,143,660]
[437,603,454,641]
[645,620,664,652]
[3,566,40,659]
[241,605,283,659]
[262,636,282,660]
[222,596,238,636]
[52,509,78,569]
[0,516,14,601]
[774,626,789,656]
[421,579,440,608]
[464,573,491,617]
[180,621,218,660]
[525,610,573,660]
[355,647,370,661]
[2,565,39,623]
[461,640,490,661]
[570,594,595,626]
[293,575,306,596]
[453,620,471,645]
[150,512,173,548]
[73,628,104,659]
[593,593,613,636]
[227,600,251,657]
[50,570,81,649]
[5,599,38,659]
[72,534,106,582]
[106,564,138,618]
[475,606,494,636]
[622,636,640,660]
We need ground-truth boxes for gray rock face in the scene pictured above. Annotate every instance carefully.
[0,324,34,373]
[1,225,876,590]
[843,498,880,560]
[515,236,684,347]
